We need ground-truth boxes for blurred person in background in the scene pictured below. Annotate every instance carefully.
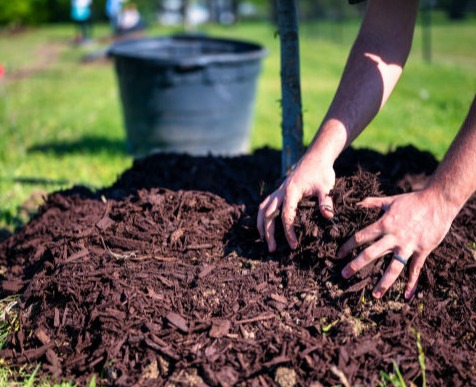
[116,2,146,36]
[71,0,93,44]
[106,0,124,35]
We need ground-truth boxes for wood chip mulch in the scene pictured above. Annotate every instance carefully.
[0,146,475,386]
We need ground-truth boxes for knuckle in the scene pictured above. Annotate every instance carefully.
[283,184,293,197]
[264,227,273,240]
[408,268,421,280]
[360,249,374,263]
[377,218,393,235]
[281,205,289,217]
[388,264,401,278]
[380,217,391,231]
[347,261,360,273]
[265,207,276,218]
[280,212,289,226]
[265,216,275,228]
[380,214,397,233]
[281,208,294,223]
[259,197,272,211]
[409,262,423,277]
[354,232,364,245]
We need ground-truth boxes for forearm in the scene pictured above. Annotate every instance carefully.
[305,0,418,164]
[425,95,476,216]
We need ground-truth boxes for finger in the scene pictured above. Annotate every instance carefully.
[341,235,394,279]
[358,196,392,211]
[281,190,301,250]
[317,191,334,219]
[337,221,385,259]
[263,196,281,252]
[257,196,272,239]
[405,253,427,300]
[372,250,411,299]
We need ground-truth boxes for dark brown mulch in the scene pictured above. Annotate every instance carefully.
[0,146,475,386]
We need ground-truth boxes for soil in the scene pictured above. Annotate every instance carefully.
[0,146,475,386]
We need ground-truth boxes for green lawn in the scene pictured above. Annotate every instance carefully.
[0,15,475,231]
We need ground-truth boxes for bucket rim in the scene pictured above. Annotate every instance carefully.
[107,34,267,68]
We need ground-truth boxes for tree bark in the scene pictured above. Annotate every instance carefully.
[277,0,304,176]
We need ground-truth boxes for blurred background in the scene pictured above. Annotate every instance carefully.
[1,0,476,26]
[0,0,475,233]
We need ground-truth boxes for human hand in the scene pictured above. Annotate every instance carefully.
[337,189,457,300]
[257,156,336,252]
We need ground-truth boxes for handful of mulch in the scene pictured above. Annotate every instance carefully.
[267,169,400,298]
[293,169,384,259]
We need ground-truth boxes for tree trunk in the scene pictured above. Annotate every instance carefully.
[277,0,304,176]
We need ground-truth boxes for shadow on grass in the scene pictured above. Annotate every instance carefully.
[27,135,128,156]
[10,177,71,186]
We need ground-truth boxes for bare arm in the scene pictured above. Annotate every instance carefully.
[307,0,419,164]
[425,95,476,217]
[258,0,419,251]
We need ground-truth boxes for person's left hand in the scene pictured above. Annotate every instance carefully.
[337,189,457,300]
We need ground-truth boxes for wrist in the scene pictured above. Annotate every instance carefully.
[420,183,463,222]
[305,119,348,165]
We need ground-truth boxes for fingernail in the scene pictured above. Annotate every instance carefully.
[405,290,413,300]
[373,291,382,299]
[290,240,298,250]
[341,268,349,279]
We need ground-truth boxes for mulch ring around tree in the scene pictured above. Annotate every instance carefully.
[1,146,475,386]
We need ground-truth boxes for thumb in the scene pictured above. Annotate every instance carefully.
[358,196,392,211]
[317,190,334,219]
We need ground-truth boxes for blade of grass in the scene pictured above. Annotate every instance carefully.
[411,328,427,387]
[378,360,406,387]
[24,364,41,387]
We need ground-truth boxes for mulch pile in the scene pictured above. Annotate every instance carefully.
[1,146,475,386]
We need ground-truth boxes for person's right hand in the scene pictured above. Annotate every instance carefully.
[257,155,336,252]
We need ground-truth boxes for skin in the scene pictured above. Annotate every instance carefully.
[257,0,476,300]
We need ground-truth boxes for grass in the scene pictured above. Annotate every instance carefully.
[377,329,427,387]
[412,329,427,387]
[378,360,407,387]
[0,14,475,231]
[0,363,96,387]
[0,295,19,350]
[0,295,95,386]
